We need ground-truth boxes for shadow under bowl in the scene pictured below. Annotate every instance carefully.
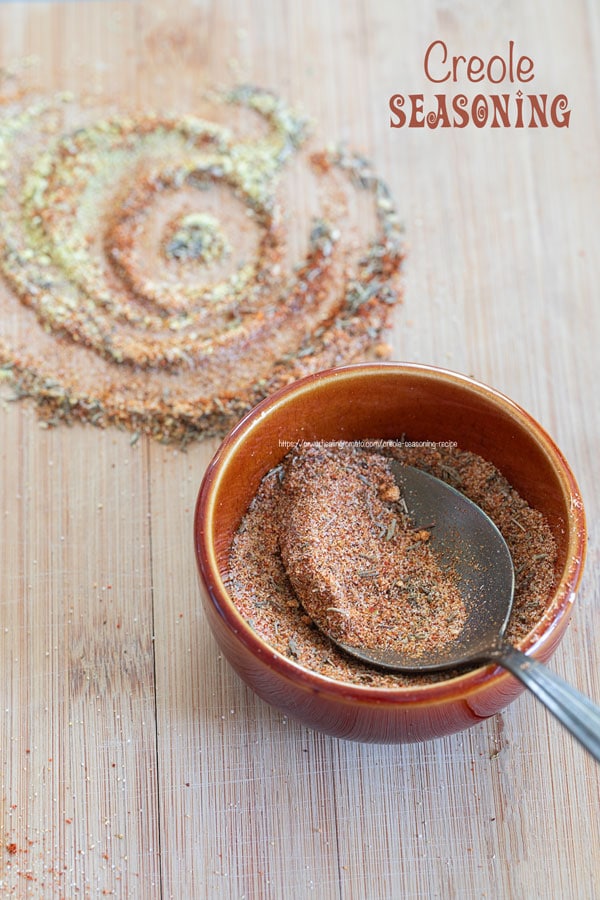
[194,363,586,743]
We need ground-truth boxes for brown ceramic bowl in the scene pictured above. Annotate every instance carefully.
[194,363,586,743]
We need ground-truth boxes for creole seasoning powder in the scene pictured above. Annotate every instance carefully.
[227,442,557,687]
[0,85,403,444]
[278,445,467,658]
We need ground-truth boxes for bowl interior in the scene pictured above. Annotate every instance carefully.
[204,365,582,610]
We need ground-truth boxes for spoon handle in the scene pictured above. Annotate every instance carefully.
[497,645,600,762]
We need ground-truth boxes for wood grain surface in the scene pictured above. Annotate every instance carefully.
[1,1,599,897]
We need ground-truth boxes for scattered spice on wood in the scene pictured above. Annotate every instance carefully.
[0,82,403,443]
[227,441,557,687]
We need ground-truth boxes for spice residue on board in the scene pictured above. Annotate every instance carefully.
[0,80,404,444]
[227,441,557,687]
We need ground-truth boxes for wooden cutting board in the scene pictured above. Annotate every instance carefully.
[0,1,598,897]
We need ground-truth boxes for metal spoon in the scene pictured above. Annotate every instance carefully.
[330,463,600,762]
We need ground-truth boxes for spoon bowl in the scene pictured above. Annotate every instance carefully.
[334,464,515,671]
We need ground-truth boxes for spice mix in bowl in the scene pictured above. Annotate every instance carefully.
[194,363,586,743]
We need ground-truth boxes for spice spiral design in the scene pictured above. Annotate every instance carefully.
[0,85,404,442]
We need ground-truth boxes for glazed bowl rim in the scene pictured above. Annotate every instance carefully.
[194,361,587,705]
